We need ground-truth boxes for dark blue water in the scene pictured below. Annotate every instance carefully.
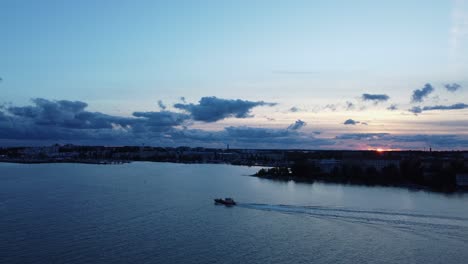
[1,162,468,264]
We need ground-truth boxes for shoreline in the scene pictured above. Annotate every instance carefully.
[251,173,468,194]
[1,158,466,194]
[0,159,131,165]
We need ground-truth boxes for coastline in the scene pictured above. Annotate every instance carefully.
[251,172,467,194]
[2,145,467,193]
[1,157,466,194]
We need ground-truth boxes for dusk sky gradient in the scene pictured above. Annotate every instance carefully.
[1,0,468,150]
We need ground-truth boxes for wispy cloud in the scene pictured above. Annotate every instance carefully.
[289,106,300,112]
[288,119,306,130]
[387,104,398,111]
[157,100,167,110]
[345,101,355,110]
[444,83,462,92]
[324,104,337,111]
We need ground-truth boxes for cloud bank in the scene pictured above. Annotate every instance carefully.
[1,97,467,150]
[0,97,333,149]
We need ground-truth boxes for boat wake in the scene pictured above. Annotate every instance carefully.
[237,203,468,238]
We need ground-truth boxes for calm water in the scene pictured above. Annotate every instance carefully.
[1,162,468,264]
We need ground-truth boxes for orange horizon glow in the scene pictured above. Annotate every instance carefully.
[366,147,401,152]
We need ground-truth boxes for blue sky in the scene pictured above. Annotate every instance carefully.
[1,0,468,149]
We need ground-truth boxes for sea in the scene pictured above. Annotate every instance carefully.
[1,162,467,264]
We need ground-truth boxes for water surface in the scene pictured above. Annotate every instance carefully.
[1,162,467,264]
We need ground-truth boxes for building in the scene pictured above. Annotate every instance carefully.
[316,159,342,173]
[456,173,468,189]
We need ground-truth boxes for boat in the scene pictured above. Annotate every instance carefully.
[214,197,236,206]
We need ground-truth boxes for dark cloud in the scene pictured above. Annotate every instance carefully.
[174,96,276,122]
[411,83,434,103]
[288,119,306,130]
[0,98,190,142]
[423,103,468,111]
[1,97,334,149]
[157,100,167,110]
[387,104,398,111]
[362,93,390,102]
[5,98,131,129]
[0,112,132,143]
[408,106,422,114]
[409,103,468,114]
[289,106,299,112]
[444,83,462,92]
[344,119,359,125]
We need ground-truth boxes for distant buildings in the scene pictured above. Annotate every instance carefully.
[456,173,468,189]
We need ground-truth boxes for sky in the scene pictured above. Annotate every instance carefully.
[1,0,468,150]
